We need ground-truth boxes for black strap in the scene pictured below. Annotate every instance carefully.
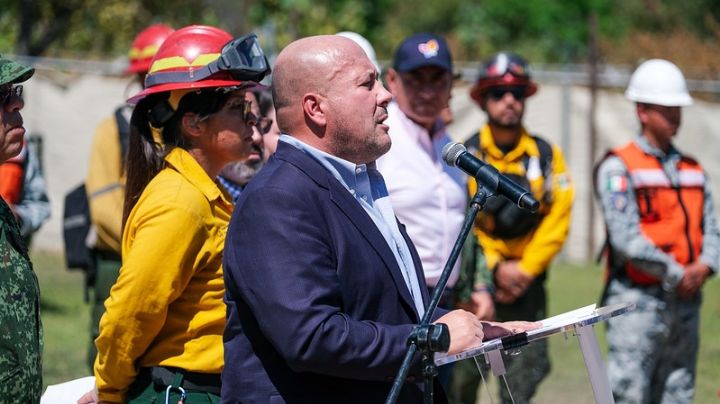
[138,366,222,395]
[114,106,131,169]
[531,134,553,177]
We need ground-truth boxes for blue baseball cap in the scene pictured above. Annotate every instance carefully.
[392,33,453,73]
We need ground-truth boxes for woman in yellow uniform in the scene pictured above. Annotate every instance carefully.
[78,25,270,404]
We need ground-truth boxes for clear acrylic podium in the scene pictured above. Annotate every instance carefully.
[435,302,636,404]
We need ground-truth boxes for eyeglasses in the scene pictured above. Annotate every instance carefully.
[487,86,526,101]
[0,85,23,105]
[257,117,273,134]
[198,98,257,126]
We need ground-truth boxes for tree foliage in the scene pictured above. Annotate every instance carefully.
[0,0,719,69]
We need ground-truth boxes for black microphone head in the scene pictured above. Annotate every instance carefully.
[442,142,466,167]
[519,193,540,212]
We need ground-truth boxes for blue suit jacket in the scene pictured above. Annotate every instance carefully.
[222,142,446,403]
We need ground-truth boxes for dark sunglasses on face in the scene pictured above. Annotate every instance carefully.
[488,86,526,101]
[199,98,256,124]
[257,117,273,134]
[0,85,23,105]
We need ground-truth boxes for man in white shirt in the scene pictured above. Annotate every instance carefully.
[377,33,468,389]
[378,33,466,301]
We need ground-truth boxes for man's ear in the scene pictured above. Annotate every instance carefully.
[385,68,400,96]
[302,93,327,128]
[636,103,648,125]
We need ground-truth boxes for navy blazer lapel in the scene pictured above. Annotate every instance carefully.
[275,143,421,320]
[397,220,431,309]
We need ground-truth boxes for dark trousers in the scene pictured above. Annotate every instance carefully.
[128,367,221,404]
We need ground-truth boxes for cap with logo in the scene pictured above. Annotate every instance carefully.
[392,33,453,73]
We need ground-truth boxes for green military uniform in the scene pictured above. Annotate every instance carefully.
[0,198,43,402]
[0,54,42,403]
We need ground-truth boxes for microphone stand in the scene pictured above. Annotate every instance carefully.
[385,184,493,404]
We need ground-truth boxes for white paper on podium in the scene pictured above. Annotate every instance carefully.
[527,303,597,337]
[435,302,636,366]
[40,376,95,404]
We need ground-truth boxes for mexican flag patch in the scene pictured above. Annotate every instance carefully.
[607,174,627,192]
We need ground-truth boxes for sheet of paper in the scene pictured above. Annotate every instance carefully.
[41,376,95,404]
[526,303,596,337]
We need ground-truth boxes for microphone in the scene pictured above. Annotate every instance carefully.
[442,142,539,212]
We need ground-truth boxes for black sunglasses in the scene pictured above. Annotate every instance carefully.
[198,98,256,125]
[257,117,273,134]
[0,85,23,105]
[488,86,526,101]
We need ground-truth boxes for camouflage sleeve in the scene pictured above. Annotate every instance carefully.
[595,155,684,290]
[700,173,720,274]
[454,227,494,302]
[14,140,50,237]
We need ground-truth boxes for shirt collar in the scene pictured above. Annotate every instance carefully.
[388,101,445,149]
[164,148,232,206]
[480,123,537,160]
[279,135,383,204]
[635,134,679,159]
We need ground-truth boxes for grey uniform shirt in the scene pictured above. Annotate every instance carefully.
[15,140,50,238]
[595,136,720,291]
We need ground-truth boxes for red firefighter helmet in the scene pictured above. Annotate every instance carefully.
[125,23,175,75]
[470,52,538,103]
[127,25,270,105]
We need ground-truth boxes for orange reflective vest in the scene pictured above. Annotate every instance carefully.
[0,141,28,205]
[612,142,705,284]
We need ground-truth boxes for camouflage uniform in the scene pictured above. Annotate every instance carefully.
[596,136,720,403]
[0,198,43,402]
[0,54,43,403]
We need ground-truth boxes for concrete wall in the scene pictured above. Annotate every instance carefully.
[448,82,720,262]
[20,72,720,263]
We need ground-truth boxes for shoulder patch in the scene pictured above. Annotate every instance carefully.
[555,173,571,190]
[606,172,627,192]
[610,193,628,212]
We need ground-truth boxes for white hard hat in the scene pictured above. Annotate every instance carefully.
[625,59,693,106]
[336,31,381,72]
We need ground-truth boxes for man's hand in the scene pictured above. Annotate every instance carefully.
[494,260,533,304]
[456,290,495,320]
[434,309,484,355]
[676,261,712,299]
[480,320,541,341]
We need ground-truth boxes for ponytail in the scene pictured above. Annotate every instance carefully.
[122,89,231,228]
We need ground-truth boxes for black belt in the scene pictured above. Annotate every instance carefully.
[137,366,222,395]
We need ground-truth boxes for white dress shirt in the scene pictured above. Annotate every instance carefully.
[377,102,467,288]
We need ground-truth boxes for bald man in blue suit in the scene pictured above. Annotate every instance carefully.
[222,35,533,404]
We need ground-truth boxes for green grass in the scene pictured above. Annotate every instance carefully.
[34,252,720,400]
[34,251,91,387]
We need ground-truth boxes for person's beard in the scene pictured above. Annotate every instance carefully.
[220,145,264,187]
[487,113,522,130]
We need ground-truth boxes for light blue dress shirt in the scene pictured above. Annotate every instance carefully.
[280,135,426,317]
